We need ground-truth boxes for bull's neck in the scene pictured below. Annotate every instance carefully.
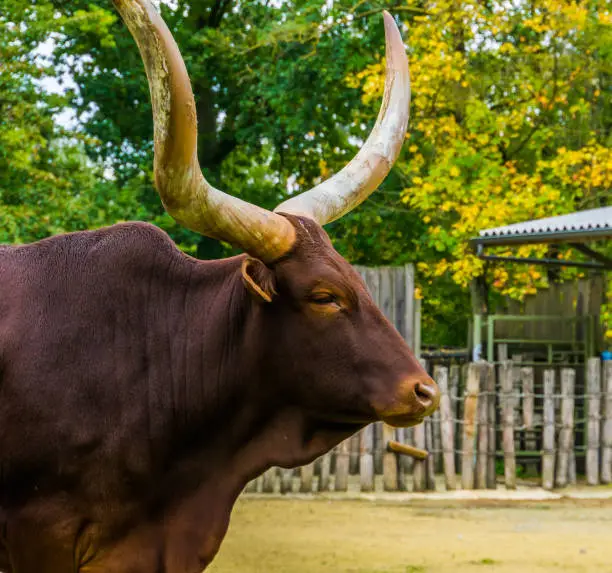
[144,253,359,494]
[143,254,274,487]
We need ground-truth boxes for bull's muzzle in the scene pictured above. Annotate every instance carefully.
[376,376,440,427]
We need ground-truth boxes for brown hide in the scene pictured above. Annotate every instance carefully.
[0,217,437,572]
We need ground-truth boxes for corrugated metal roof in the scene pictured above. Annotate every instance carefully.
[473,206,612,246]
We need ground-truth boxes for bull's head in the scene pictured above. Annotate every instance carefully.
[114,0,439,432]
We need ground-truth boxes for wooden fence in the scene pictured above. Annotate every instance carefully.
[246,358,612,493]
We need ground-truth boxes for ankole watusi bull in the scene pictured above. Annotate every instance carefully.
[0,1,439,571]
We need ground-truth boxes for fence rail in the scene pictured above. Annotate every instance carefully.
[246,358,612,493]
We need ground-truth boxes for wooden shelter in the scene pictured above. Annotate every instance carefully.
[470,207,611,364]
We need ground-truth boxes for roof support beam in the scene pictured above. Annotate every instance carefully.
[569,243,612,269]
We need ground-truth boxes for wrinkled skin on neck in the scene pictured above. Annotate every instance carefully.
[0,218,435,573]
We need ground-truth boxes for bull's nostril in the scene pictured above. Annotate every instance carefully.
[414,382,432,404]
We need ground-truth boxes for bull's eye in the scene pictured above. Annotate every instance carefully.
[309,292,338,305]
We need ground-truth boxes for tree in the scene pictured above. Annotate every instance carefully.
[0,0,144,244]
[352,0,612,343]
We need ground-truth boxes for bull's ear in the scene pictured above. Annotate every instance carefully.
[241,257,276,303]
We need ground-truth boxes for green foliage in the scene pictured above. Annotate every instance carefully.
[1,0,610,346]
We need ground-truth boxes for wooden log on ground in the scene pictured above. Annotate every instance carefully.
[382,424,398,491]
[475,364,488,490]
[299,463,314,493]
[542,369,556,490]
[359,424,375,492]
[436,365,456,490]
[485,363,497,489]
[587,358,602,486]
[279,468,294,494]
[555,368,575,488]
[334,439,350,492]
[602,361,612,484]
[262,467,276,493]
[500,362,517,490]
[425,418,436,491]
[412,422,427,492]
[387,440,428,460]
[461,363,481,490]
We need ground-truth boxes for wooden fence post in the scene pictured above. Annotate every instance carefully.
[425,418,436,490]
[602,361,612,484]
[412,421,427,492]
[450,364,461,472]
[280,468,294,494]
[485,363,497,489]
[262,467,276,493]
[299,463,314,493]
[319,453,331,492]
[555,368,575,488]
[500,362,516,490]
[433,409,443,474]
[475,364,489,489]
[360,424,375,492]
[349,433,360,475]
[244,477,259,493]
[399,427,414,489]
[542,369,556,490]
[374,422,383,476]
[334,439,350,492]
[587,358,601,486]
[461,363,480,490]
[382,424,398,491]
[522,366,536,455]
[436,366,456,490]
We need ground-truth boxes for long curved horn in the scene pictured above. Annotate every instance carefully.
[113,0,295,262]
[274,11,410,225]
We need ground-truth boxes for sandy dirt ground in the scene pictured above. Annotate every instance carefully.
[208,497,612,573]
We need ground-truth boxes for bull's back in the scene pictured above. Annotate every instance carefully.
[0,223,185,504]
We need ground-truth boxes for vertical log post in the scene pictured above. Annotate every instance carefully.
[461,363,480,490]
[436,365,456,490]
[555,368,575,488]
[334,439,350,492]
[587,357,601,486]
[319,454,331,492]
[425,418,436,491]
[360,424,375,492]
[280,468,294,494]
[500,362,517,490]
[485,363,497,489]
[450,364,461,472]
[412,421,427,492]
[522,366,536,455]
[542,369,556,490]
[382,424,398,491]
[475,364,489,490]
[244,478,259,493]
[262,467,276,493]
[432,409,443,474]
[602,361,612,484]
[400,426,414,489]
[349,433,360,475]
[299,463,314,493]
